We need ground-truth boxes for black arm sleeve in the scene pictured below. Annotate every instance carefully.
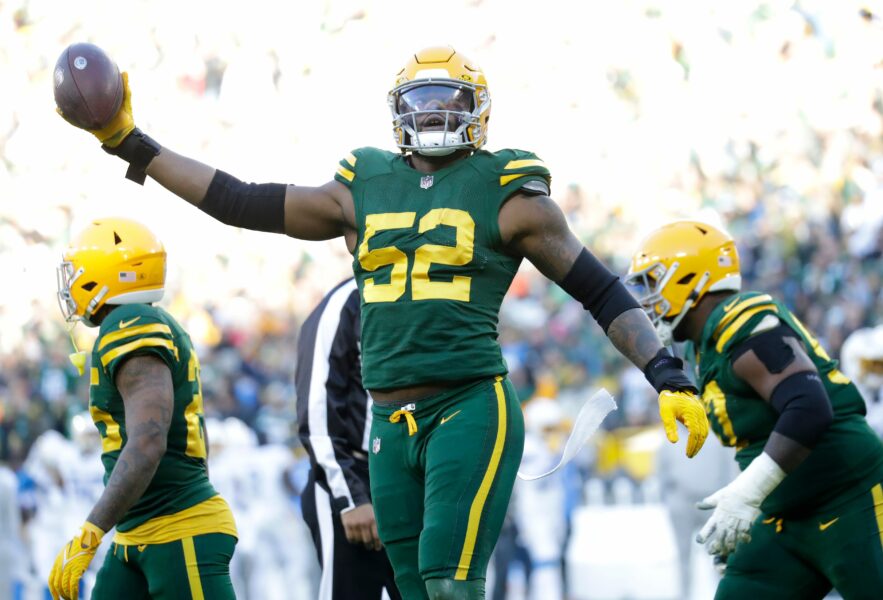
[558,248,641,332]
[769,371,834,448]
[199,170,287,233]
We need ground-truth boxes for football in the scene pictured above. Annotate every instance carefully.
[53,42,123,130]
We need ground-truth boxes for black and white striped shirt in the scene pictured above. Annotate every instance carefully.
[296,278,372,513]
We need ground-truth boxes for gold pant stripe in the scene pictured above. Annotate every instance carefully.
[181,536,205,600]
[455,376,507,580]
[872,484,883,552]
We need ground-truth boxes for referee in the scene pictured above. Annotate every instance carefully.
[296,278,401,600]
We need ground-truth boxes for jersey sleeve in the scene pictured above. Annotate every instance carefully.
[711,294,782,354]
[96,305,179,381]
[497,149,552,198]
[333,150,360,188]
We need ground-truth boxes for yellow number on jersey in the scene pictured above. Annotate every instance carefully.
[359,209,476,303]
[185,352,208,459]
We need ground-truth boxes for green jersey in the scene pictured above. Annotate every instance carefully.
[90,303,216,531]
[335,147,551,390]
[691,291,883,517]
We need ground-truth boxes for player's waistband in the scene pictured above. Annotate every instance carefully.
[371,375,506,417]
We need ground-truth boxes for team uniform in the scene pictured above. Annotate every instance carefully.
[333,146,550,595]
[87,303,238,599]
[689,292,883,599]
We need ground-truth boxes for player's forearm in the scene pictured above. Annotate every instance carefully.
[762,431,810,473]
[87,434,165,531]
[606,308,664,371]
[145,147,218,206]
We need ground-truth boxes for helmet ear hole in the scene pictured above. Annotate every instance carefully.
[677,273,696,285]
[81,282,97,291]
[113,232,122,244]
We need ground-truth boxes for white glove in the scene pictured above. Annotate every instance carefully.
[696,452,785,556]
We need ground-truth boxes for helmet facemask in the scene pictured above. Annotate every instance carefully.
[625,261,710,346]
[57,260,109,327]
[390,80,489,156]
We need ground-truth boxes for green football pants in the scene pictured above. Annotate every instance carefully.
[369,376,524,600]
[717,481,883,600]
[91,533,237,599]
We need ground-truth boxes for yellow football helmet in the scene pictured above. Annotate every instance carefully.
[57,217,166,327]
[625,220,741,345]
[388,46,490,156]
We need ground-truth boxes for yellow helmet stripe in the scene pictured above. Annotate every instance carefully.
[499,173,528,186]
[715,305,778,353]
[345,153,357,168]
[98,323,173,352]
[503,159,546,170]
[713,294,773,339]
[101,337,179,367]
[336,166,355,182]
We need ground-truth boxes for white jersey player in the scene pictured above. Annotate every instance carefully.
[840,325,883,436]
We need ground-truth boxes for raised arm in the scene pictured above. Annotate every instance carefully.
[60,72,355,245]
[499,193,708,457]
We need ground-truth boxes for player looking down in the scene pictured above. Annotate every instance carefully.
[626,220,883,599]
[49,218,237,600]
[59,46,708,600]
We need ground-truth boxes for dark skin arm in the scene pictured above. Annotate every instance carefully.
[145,149,358,249]
[86,355,172,531]
[732,336,819,473]
[499,193,663,370]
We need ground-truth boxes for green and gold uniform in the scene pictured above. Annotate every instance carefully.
[334,147,548,595]
[691,291,883,599]
[88,303,237,600]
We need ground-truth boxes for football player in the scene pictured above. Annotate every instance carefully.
[49,218,238,600]
[59,47,708,599]
[840,325,883,436]
[626,221,883,599]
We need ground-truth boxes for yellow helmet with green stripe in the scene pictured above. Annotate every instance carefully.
[58,217,166,327]
[389,46,490,156]
[625,220,741,345]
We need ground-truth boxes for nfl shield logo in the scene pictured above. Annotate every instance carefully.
[420,175,434,189]
[372,437,381,454]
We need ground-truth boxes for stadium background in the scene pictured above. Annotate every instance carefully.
[1,0,882,598]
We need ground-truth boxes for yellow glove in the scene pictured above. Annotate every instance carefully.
[56,71,135,147]
[658,389,709,458]
[49,521,104,600]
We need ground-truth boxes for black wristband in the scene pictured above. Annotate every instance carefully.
[644,348,698,393]
[101,128,161,185]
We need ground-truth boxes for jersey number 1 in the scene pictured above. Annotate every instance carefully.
[359,208,474,303]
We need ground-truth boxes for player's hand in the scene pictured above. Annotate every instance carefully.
[341,502,382,551]
[48,521,104,600]
[658,389,709,458]
[695,484,759,557]
[56,71,135,147]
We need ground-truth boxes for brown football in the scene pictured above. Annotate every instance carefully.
[53,43,123,130]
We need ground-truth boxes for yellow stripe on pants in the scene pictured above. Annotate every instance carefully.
[455,376,507,580]
[872,484,883,551]
[182,536,205,600]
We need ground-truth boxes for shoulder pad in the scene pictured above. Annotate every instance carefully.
[333,147,396,188]
[712,293,780,353]
[494,149,552,188]
[97,305,178,373]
